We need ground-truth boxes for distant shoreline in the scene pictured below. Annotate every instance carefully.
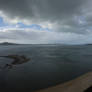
[0,42,19,45]
[0,42,92,46]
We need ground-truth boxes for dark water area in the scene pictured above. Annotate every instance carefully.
[0,44,92,92]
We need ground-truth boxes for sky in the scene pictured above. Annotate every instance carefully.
[0,0,92,44]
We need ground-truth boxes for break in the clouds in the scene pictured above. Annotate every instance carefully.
[0,0,92,44]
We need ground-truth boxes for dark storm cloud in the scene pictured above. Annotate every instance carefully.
[0,0,87,19]
[0,0,88,25]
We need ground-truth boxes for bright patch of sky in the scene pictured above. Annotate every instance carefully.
[0,17,8,27]
[0,16,50,31]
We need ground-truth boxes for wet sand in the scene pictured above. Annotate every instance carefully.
[35,72,92,92]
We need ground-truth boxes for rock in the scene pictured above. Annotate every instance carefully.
[0,55,30,69]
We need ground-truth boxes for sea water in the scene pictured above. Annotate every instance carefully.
[0,44,92,92]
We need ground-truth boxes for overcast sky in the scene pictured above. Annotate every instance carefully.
[0,0,92,44]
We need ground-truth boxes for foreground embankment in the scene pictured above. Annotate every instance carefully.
[35,72,92,92]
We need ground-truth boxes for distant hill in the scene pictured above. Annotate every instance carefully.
[86,44,92,45]
[0,42,18,45]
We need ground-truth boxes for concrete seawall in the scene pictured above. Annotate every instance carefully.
[35,72,92,92]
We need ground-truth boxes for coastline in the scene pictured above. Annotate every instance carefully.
[35,72,92,92]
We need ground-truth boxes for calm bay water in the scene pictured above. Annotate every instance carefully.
[0,44,92,92]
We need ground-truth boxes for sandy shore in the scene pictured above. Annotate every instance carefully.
[35,72,92,92]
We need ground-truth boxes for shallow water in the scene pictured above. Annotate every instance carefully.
[0,44,92,92]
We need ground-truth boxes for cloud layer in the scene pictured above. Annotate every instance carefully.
[0,27,92,44]
[0,0,92,44]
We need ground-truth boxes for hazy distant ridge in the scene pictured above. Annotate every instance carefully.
[0,42,18,45]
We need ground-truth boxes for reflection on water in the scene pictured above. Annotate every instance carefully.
[0,44,92,92]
